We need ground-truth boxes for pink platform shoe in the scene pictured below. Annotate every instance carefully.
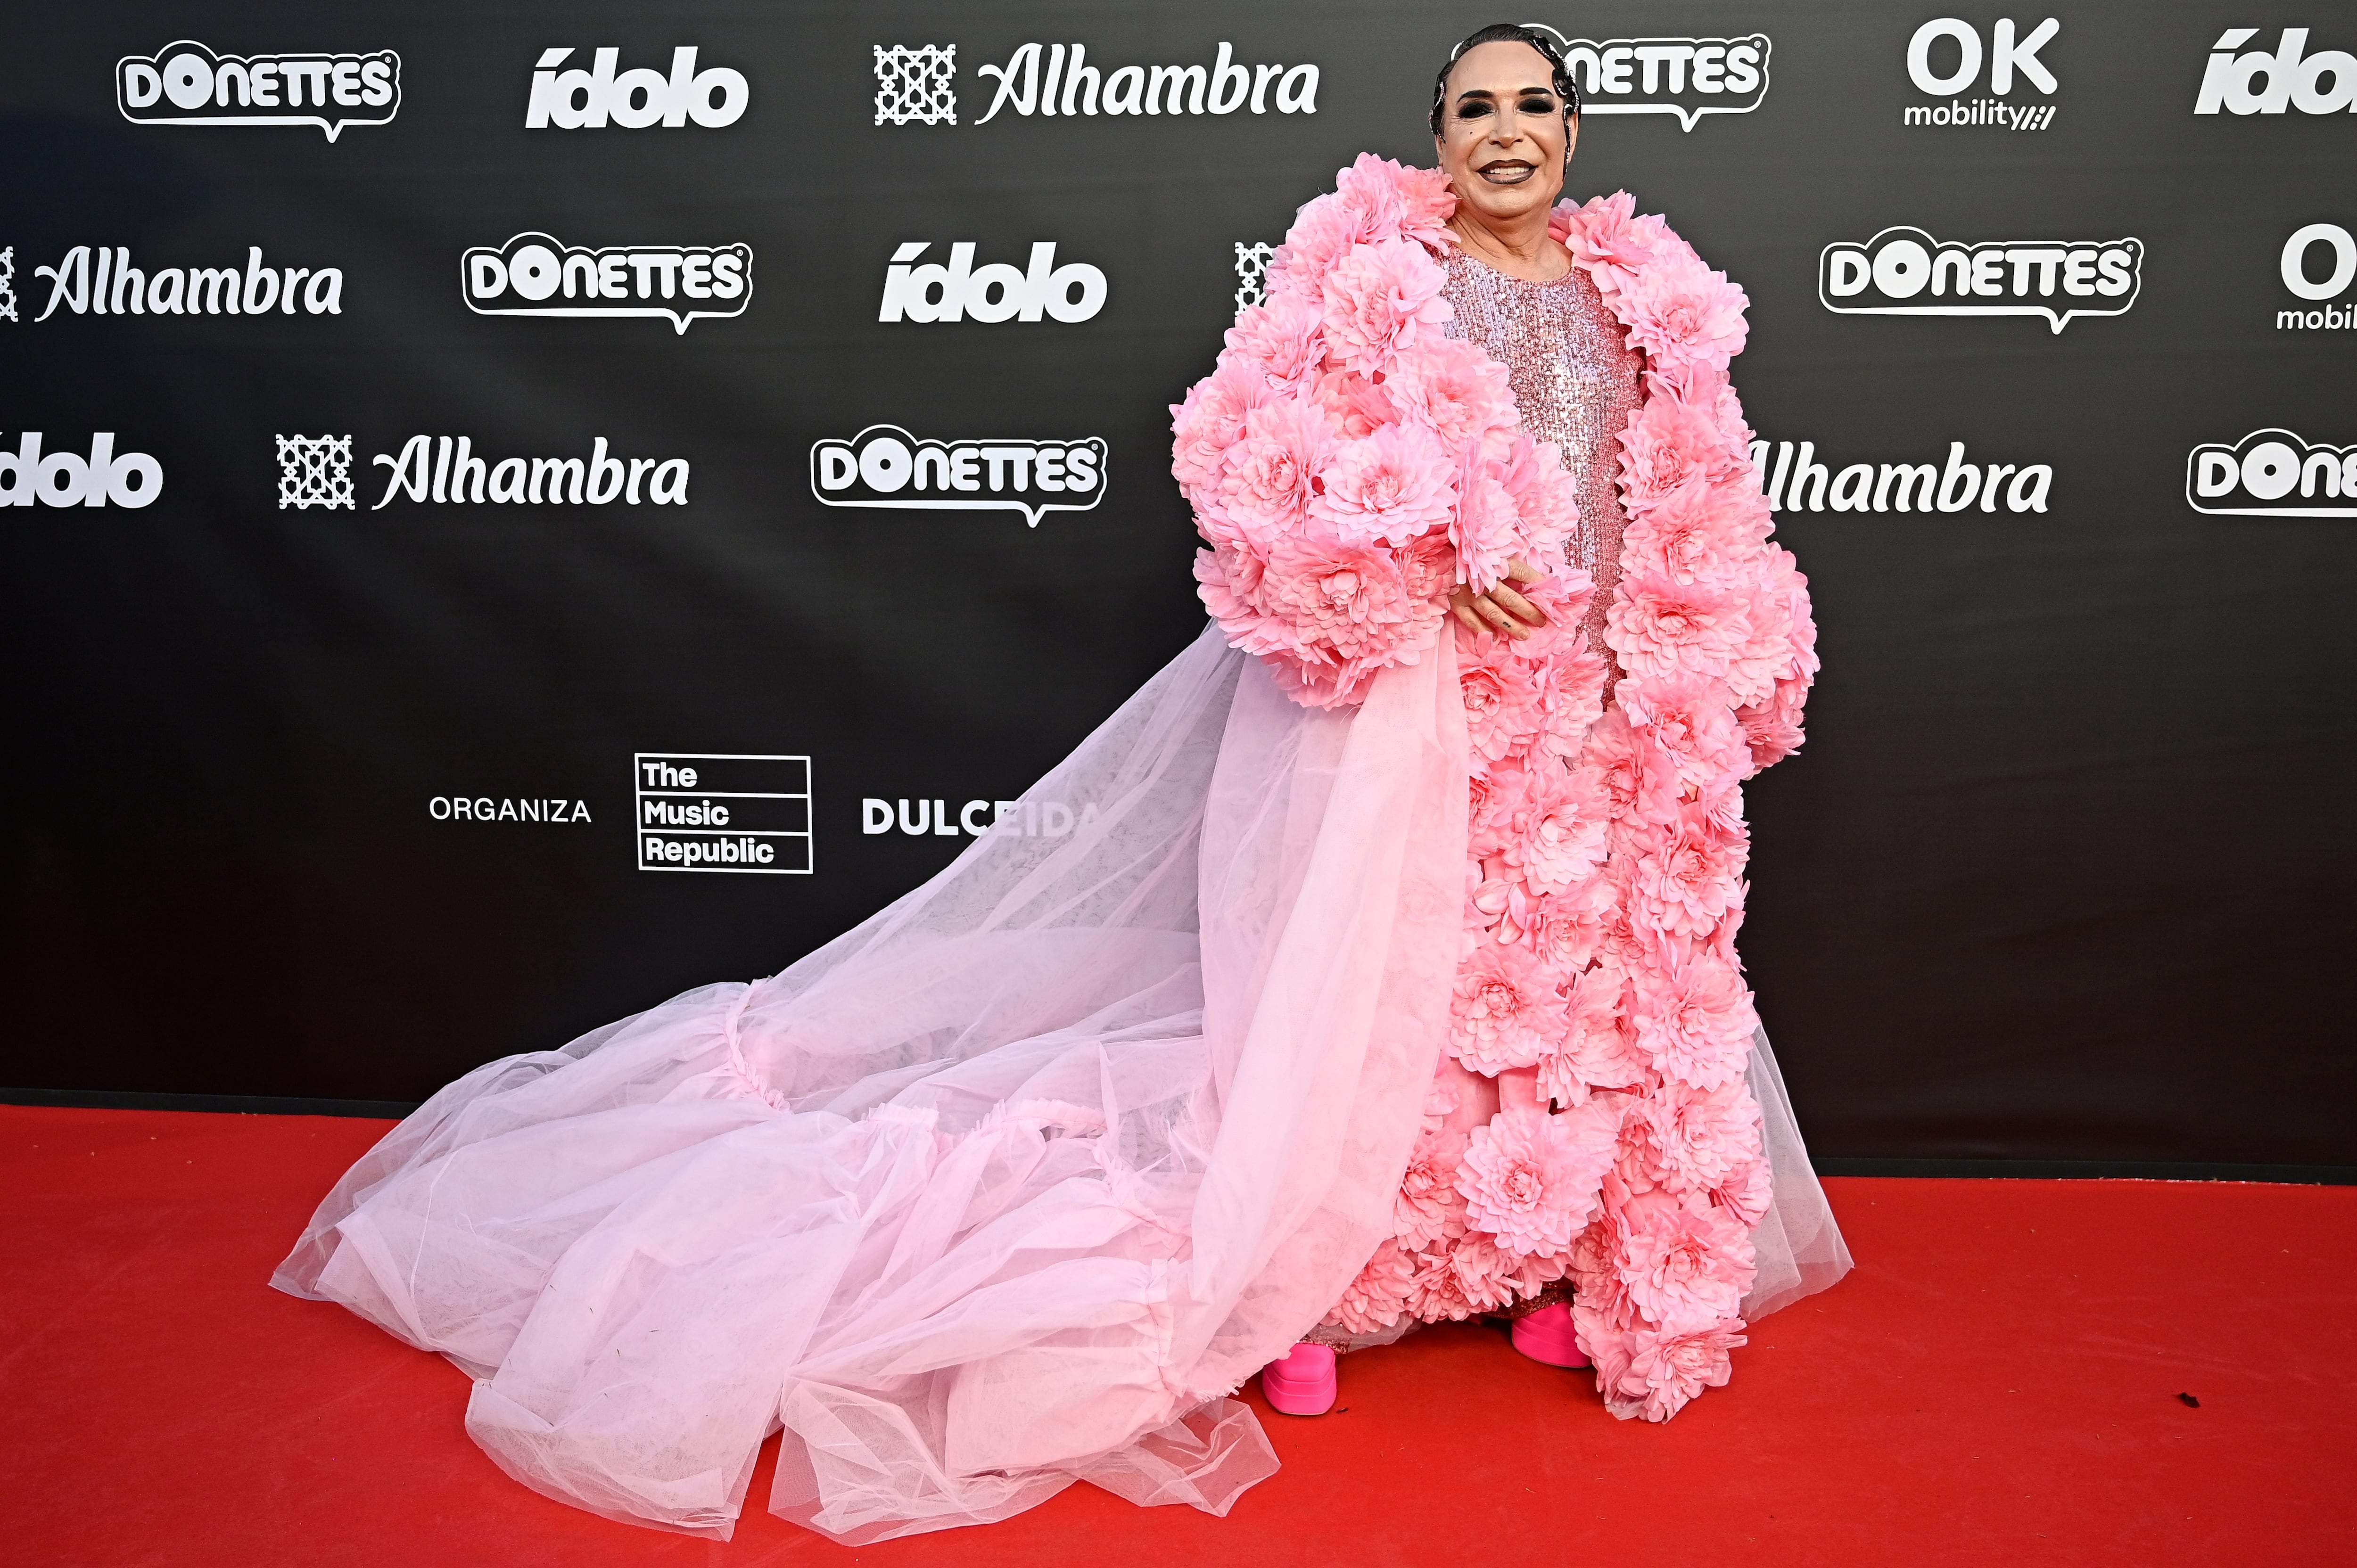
[1260,1342,1338,1415]
[1510,1303,1591,1369]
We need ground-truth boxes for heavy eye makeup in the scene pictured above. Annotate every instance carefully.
[1452,90,1561,123]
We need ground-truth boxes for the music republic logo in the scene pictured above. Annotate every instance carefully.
[878,243,1106,323]
[117,41,398,140]
[525,47,749,128]
[2187,430,2357,517]
[463,233,751,334]
[1819,227,2140,333]
[813,426,1107,527]
[1525,28,1769,131]
[2196,29,2357,114]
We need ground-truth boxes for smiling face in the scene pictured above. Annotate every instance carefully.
[1434,39,1576,227]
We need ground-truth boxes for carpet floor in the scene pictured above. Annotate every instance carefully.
[3,1104,2350,1567]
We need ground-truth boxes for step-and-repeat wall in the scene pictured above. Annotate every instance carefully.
[4,4,2352,1163]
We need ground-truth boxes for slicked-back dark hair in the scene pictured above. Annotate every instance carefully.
[1430,24,1581,134]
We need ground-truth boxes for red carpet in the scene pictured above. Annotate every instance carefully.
[3,1105,2350,1568]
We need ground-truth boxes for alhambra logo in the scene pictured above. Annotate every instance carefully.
[275,435,692,510]
[1524,28,1770,131]
[1749,438,2052,515]
[117,41,398,140]
[2187,430,2357,517]
[463,233,751,334]
[874,41,1319,125]
[811,426,1107,527]
[1819,228,2141,333]
[25,246,344,320]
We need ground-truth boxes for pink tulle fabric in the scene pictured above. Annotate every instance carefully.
[1173,160,1845,1421]
[277,625,1469,1542]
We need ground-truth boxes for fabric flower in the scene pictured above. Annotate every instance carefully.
[1309,422,1456,547]
[1310,368,1398,440]
[1534,641,1609,763]
[1627,815,1747,942]
[1498,759,1612,896]
[1539,962,1648,1106]
[1217,399,1338,545]
[1597,1317,1748,1422]
[1457,639,1547,765]
[1613,1191,1756,1332]
[1629,951,1758,1091]
[1403,1243,1478,1323]
[1319,236,1453,376]
[1615,250,1749,374]
[1170,360,1269,493]
[1527,875,1618,978]
[1322,1239,1417,1334]
[1497,432,1579,571]
[1560,191,1676,290]
[1620,477,1771,589]
[1455,1102,1619,1256]
[1450,1233,1571,1314]
[1631,1078,1763,1199]
[1606,571,1753,684]
[1616,672,1751,797]
[1259,534,1424,665]
[1447,939,1567,1073]
[1384,337,1517,456]
[1396,1125,1472,1248]
[1221,292,1326,391]
[1616,395,1753,515]
[1711,1151,1775,1230]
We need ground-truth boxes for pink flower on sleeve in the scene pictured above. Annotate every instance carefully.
[1620,478,1772,589]
[1221,292,1327,392]
[1627,815,1748,941]
[1384,337,1517,456]
[1616,672,1752,796]
[1319,236,1453,376]
[1617,395,1754,514]
[1309,421,1457,547]
[1217,400,1338,545]
[1616,251,1749,374]
[1455,1102,1619,1256]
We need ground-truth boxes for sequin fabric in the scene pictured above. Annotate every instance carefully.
[1441,250,1647,668]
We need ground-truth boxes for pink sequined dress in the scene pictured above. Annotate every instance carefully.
[1441,251,1646,669]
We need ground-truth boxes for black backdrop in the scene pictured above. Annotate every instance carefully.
[4,2,2353,1166]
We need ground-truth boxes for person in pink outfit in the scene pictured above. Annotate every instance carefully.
[274,22,1847,1547]
[1226,24,1849,1421]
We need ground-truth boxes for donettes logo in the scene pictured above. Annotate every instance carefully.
[1819,227,2141,333]
[117,41,398,140]
[1525,27,1770,131]
[812,425,1107,527]
[2187,430,2357,517]
[463,233,751,334]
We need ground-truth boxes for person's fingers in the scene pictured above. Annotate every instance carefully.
[1488,583,1545,626]
[1505,555,1544,583]
[1473,593,1528,640]
[1448,591,1490,638]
